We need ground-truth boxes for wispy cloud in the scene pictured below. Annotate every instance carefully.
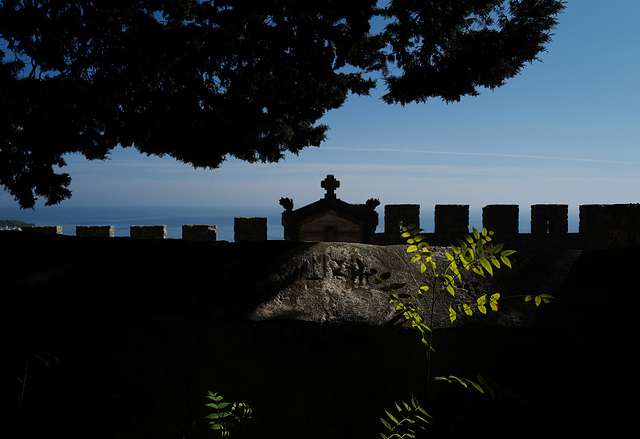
[323,146,640,166]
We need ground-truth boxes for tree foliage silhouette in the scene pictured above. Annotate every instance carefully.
[0,0,565,208]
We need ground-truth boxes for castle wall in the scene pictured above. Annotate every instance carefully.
[234,217,267,241]
[482,205,519,241]
[531,204,568,235]
[434,205,469,236]
[131,225,167,239]
[182,225,217,242]
[8,203,640,249]
[76,225,115,238]
[383,204,420,238]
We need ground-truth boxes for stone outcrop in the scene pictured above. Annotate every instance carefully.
[243,241,561,329]
[0,231,579,328]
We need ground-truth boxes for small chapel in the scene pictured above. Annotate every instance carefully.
[280,175,379,243]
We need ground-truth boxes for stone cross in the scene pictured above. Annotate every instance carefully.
[321,174,340,199]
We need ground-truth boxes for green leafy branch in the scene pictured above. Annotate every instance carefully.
[432,373,497,400]
[380,396,432,439]
[356,223,556,437]
[204,390,252,438]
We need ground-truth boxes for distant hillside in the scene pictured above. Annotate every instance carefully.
[0,219,34,228]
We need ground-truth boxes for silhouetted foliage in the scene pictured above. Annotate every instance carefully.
[0,0,565,208]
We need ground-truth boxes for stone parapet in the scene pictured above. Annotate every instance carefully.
[600,204,640,248]
[130,225,167,239]
[234,217,267,241]
[182,224,217,242]
[531,204,568,234]
[10,202,640,249]
[384,204,420,234]
[579,204,605,236]
[434,205,469,237]
[76,225,114,238]
[22,226,62,235]
[483,205,519,240]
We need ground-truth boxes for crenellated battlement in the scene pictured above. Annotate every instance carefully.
[376,203,640,249]
[11,202,640,249]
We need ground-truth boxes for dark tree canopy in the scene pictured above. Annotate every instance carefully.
[0,0,565,208]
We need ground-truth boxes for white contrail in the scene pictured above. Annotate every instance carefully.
[323,146,640,165]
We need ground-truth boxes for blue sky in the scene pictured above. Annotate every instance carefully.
[2,0,640,231]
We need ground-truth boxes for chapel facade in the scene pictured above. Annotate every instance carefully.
[280,175,379,243]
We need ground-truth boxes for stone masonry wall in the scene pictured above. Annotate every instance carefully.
[531,204,568,235]
[435,204,469,237]
[234,217,268,241]
[482,205,519,241]
[8,203,640,249]
[384,204,420,236]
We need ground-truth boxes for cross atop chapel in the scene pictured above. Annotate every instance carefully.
[321,174,340,199]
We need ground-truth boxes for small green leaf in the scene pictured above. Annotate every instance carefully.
[446,284,455,297]
[407,245,418,253]
[385,410,399,424]
[491,242,505,253]
[450,375,467,387]
[471,264,484,277]
[490,293,500,311]
[479,257,493,276]
[449,306,457,323]
[476,296,488,314]
[463,303,473,315]
[468,380,484,393]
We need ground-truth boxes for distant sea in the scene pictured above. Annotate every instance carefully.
[0,204,580,240]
